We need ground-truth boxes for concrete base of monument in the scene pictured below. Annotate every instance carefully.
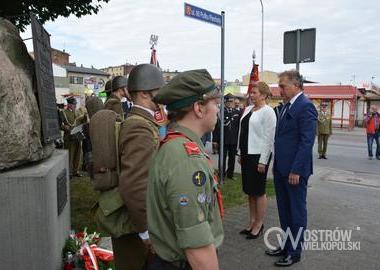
[0,150,71,270]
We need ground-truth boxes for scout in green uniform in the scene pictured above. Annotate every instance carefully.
[61,96,87,177]
[147,69,224,270]
[317,104,332,159]
[104,76,130,120]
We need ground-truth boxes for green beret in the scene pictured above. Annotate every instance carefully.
[153,69,219,110]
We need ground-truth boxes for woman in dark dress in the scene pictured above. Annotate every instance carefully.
[238,82,276,239]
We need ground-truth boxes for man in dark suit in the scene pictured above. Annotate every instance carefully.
[265,70,317,267]
[213,95,241,179]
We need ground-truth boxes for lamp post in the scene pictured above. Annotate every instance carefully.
[259,0,264,73]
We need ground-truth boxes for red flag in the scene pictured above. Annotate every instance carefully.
[247,64,259,94]
[150,48,160,68]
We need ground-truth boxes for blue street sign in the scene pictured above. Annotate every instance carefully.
[184,3,222,27]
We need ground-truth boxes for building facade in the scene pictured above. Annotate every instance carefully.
[100,64,136,78]
[270,84,359,130]
[63,65,110,98]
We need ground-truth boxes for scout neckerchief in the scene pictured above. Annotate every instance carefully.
[160,130,224,219]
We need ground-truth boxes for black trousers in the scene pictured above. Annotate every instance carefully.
[111,233,148,270]
[223,144,237,178]
[147,254,190,270]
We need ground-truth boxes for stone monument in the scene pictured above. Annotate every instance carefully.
[0,18,55,171]
[0,17,70,269]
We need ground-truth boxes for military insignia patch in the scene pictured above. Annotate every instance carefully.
[192,171,206,186]
[184,142,201,155]
[198,211,205,222]
[179,195,189,206]
[197,193,207,203]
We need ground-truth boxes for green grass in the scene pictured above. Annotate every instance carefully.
[221,173,275,209]
[70,174,275,233]
[70,176,100,233]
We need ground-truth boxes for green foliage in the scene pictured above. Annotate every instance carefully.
[0,0,110,31]
[63,236,80,255]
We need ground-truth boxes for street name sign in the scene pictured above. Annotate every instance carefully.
[184,3,222,27]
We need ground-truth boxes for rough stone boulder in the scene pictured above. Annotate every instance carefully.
[0,18,54,171]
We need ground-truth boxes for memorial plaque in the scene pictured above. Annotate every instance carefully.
[56,169,68,216]
[31,13,61,144]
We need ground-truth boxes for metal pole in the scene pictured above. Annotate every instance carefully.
[296,29,301,71]
[219,11,225,184]
[260,0,264,72]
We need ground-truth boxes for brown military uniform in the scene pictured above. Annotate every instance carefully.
[317,111,332,158]
[104,94,124,120]
[61,108,86,175]
[112,106,160,270]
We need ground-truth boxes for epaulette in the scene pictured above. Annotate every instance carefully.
[183,141,201,156]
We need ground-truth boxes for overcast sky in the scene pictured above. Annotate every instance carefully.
[21,0,380,85]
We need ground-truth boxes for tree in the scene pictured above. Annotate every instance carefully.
[0,0,110,31]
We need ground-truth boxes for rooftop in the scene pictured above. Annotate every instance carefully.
[62,65,109,76]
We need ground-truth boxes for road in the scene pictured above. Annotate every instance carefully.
[218,129,380,269]
[314,131,379,175]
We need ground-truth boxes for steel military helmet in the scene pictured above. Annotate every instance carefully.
[111,76,128,91]
[127,64,165,92]
[104,80,112,93]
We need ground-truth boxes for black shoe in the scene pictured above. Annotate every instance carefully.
[322,155,328,159]
[239,228,252,235]
[318,155,323,159]
[265,247,287,257]
[246,224,264,239]
[274,255,300,267]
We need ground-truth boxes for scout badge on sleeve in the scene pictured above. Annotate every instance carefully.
[179,195,190,206]
[192,171,206,186]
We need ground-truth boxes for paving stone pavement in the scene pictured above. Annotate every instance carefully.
[218,166,380,270]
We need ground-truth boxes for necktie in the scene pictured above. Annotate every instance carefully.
[280,103,290,120]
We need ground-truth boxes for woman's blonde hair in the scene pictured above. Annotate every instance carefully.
[254,81,271,98]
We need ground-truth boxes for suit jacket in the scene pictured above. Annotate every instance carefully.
[274,93,318,178]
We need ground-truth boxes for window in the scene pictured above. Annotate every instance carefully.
[69,76,83,84]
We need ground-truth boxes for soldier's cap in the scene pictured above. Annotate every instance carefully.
[102,80,112,93]
[66,96,77,105]
[224,93,234,99]
[153,69,221,111]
